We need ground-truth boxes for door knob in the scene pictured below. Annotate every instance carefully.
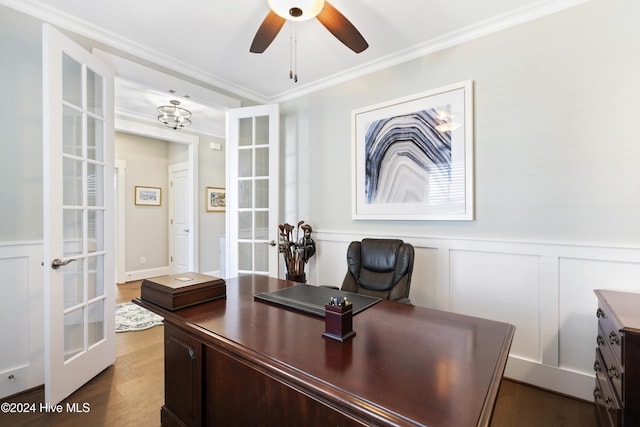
[51,258,78,270]
[264,240,276,247]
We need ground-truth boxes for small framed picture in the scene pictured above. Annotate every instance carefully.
[206,187,226,212]
[134,186,162,206]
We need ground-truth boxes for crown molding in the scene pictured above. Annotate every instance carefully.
[269,0,591,103]
[1,0,270,103]
[3,0,589,104]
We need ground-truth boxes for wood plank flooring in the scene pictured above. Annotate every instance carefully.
[0,281,596,427]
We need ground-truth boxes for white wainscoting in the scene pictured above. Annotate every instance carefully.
[0,241,44,399]
[306,231,640,401]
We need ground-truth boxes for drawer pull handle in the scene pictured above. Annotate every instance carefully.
[609,331,620,346]
[608,365,620,379]
[594,360,601,372]
[597,335,605,346]
[596,308,606,319]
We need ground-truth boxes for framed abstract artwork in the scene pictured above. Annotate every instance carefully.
[351,80,474,220]
[134,186,161,206]
[206,187,226,212]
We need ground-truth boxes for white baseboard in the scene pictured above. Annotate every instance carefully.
[124,266,171,282]
[505,356,594,401]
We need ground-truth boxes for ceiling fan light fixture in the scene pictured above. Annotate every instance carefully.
[268,0,326,21]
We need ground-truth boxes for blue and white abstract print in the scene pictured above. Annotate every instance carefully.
[365,108,452,205]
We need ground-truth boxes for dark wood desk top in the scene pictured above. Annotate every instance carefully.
[136,275,514,427]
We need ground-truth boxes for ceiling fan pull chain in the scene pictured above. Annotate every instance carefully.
[289,20,294,79]
[294,21,298,83]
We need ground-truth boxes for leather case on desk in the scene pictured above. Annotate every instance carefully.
[141,272,225,311]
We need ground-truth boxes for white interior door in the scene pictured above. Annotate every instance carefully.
[226,104,279,277]
[170,164,190,274]
[43,23,115,404]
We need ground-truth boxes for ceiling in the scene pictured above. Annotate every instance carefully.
[3,0,586,135]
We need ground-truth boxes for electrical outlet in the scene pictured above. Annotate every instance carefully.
[140,256,146,265]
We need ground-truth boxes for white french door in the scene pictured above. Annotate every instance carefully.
[226,104,280,278]
[43,24,115,404]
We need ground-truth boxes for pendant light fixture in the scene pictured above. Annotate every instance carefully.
[157,100,192,130]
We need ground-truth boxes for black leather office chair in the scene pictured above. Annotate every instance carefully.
[340,239,414,304]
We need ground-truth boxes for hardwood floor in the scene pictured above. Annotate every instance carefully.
[1,281,596,427]
[0,281,164,427]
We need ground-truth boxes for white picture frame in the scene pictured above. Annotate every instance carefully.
[351,80,474,220]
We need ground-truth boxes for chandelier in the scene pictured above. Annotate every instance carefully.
[157,100,192,130]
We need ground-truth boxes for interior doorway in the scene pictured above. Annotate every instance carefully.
[114,118,199,283]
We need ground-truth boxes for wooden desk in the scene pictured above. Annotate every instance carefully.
[135,275,515,427]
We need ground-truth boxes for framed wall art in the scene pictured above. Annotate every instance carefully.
[351,80,474,220]
[206,187,226,212]
[134,186,162,206]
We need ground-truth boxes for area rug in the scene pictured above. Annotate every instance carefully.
[115,302,164,332]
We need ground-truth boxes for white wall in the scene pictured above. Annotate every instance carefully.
[282,0,640,245]
[281,0,640,399]
[0,7,42,241]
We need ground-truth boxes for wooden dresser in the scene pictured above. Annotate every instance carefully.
[593,289,640,427]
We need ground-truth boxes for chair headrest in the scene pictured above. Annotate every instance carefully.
[360,239,404,272]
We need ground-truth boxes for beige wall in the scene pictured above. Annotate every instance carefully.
[116,132,172,271]
[198,135,226,273]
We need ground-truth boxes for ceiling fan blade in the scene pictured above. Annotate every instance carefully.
[316,1,368,53]
[250,10,286,53]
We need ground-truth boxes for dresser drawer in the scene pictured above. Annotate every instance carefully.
[597,306,623,367]
[594,370,622,427]
[597,327,623,402]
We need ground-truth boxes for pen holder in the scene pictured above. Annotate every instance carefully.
[322,301,356,342]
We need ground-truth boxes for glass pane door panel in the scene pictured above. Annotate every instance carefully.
[63,209,83,257]
[87,116,104,161]
[62,54,82,107]
[238,212,252,239]
[238,149,252,177]
[255,211,269,240]
[87,300,104,347]
[63,258,84,309]
[255,244,268,272]
[87,209,104,252]
[238,180,252,209]
[238,242,252,270]
[63,158,83,206]
[255,116,269,145]
[87,163,103,206]
[64,308,84,361]
[239,118,252,146]
[255,179,269,209]
[86,68,103,116]
[87,255,104,300]
[255,147,269,176]
[63,106,83,156]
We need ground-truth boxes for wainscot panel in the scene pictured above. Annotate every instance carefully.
[0,241,44,399]
[307,231,640,401]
